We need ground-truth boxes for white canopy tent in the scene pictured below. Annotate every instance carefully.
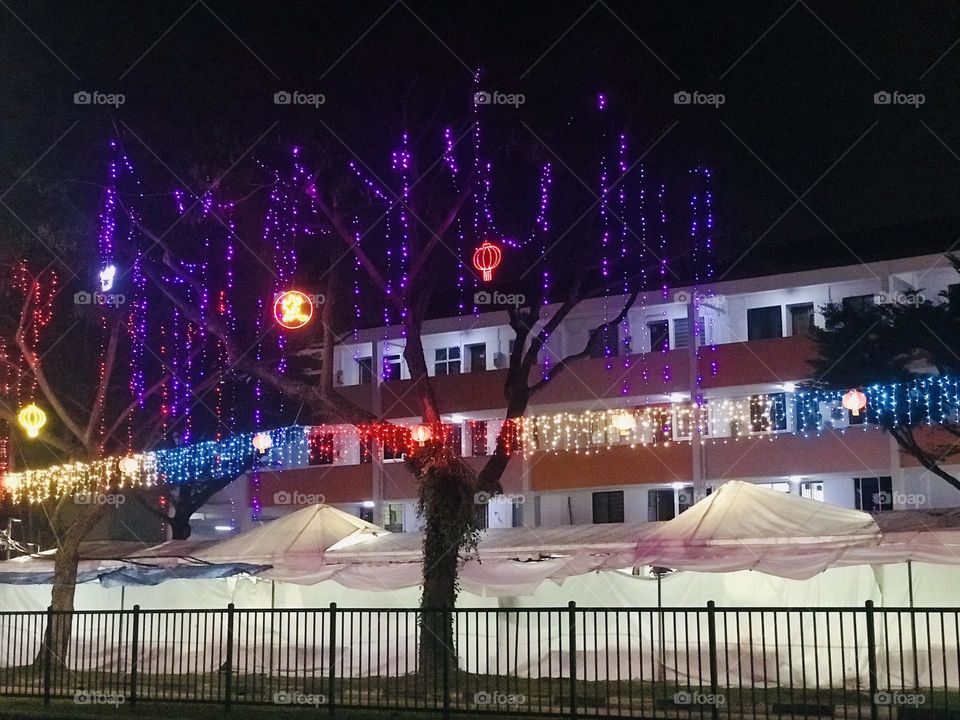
[4,481,960,608]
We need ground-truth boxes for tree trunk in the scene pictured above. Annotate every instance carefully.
[418,508,459,685]
[38,501,108,668]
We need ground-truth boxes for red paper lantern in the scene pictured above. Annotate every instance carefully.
[842,389,867,416]
[472,241,502,282]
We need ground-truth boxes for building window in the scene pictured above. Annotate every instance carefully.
[592,490,625,524]
[648,489,675,521]
[948,283,960,308]
[747,306,783,341]
[789,303,815,336]
[466,343,486,372]
[589,322,620,359]
[382,354,401,381]
[800,481,824,502]
[383,503,404,532]
[673,317,704,350]
[750,393,788,432]
[435,347,461,375]
[843,294,876,313]
[440,423,463,455]
[534,496,541,527]
[358,504,374,523]
[357,357,373,385]
[755,481,791,493]
[308,432,335,465]
[854,477,893,512]
[511,499,523,528]
[469,420,488,457]
[474,503,489,530]
[648,320,669,352]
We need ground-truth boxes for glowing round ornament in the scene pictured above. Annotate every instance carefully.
[842,389,867,417]
[118,456,139,474]
[252,433,273,453]
[472,241,502,282]
[612,410,637,436]
[273,290,314,330]
[17,404,46,439]
[411,424,433,445]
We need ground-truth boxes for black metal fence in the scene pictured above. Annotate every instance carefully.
[1,601,959,718]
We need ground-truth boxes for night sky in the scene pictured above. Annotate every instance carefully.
[2,1,960,279]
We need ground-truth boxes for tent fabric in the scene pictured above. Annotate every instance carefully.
[195,504,387,564]
[633,480,883,579]
[97,563,267,587]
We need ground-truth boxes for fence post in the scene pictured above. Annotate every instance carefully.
[129,605,140,706]
[442,616,450,720]
[568,601,577,720]
[327,603,336,717]
[865,600,878,720]
[706,601,720,720]
[42,605,52,706]
[224,603,235,710]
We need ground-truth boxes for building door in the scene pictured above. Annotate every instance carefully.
[466,343,486,372]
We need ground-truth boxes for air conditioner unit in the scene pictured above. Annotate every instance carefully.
[493,352,507,368]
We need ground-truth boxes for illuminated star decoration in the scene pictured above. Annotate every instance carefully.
[274,290,314,329]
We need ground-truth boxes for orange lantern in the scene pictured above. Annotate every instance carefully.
[273,290,314,329]
[842,389,867,416]
[411,424,433,445]
[252,433,273,453]
[472,241,502,282]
